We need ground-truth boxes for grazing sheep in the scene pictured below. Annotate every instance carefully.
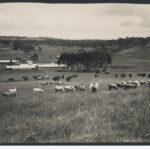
[124,84,137,90]
[116,82,123,88]
[55,86,65,92]
[90,83,99,93]
[64,85,76,92]
[33,88,44,92]
[121,81,127,85]
[132,80,140,87]
[108,83,118,91]
[45,75,49,80]
[2,88,17,97]
[140,81,147,85]
[9,88,17,93]
[2,91,16,97]
[79,84,86,91]
[41,82,48,85]
[37,76,44,80]
[90,83,94,90]
[95,83,99,90]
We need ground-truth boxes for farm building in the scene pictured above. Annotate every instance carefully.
[5,64,38,70]
[37,63,67,70]
[5,63,67,70]
[0,60,19,65]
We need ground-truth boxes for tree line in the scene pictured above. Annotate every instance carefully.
[57,50,112,72]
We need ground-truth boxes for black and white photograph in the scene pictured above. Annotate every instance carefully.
[0,2,150,144]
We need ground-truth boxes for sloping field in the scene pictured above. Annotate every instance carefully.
[112,46,150,70]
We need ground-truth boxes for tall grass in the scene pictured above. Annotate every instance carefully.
[0,86,150,143]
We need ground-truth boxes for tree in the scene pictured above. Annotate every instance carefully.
[57,50,112,72]
[31,53,38,62]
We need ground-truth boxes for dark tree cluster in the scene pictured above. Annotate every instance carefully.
[57,50,112,72]
[13,40,34,53]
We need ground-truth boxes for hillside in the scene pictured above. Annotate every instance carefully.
[0,36,150,70]
[112,46,150,70]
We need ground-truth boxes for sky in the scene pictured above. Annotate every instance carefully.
[0,3,150,40]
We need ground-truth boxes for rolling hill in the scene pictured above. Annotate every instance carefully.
[0,36,150,71]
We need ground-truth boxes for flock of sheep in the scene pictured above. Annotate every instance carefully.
[109,80,150,91]
[2,72,150,97]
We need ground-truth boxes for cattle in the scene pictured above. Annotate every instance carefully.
[33,88,44,92]
[66,77,71,82]
[33,75,40,80]
[7,78,15,82]
[62,75,64,79]
[141,73,146,77]
[104,72,109,74]
[72,74,78,78]
[129,73,132,77]
[55,86,65,92]
[95,70,100,73]
[53,76,60,82]
[22,76,28,81]
[148,80,150,86]
[148,74,150,78]
[137,73,146,77]
[108,83,118,91]
[115,74,118,78]
[94,74,99,78]
[121,74,126,78]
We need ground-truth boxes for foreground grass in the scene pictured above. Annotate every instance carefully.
[0,86,150,143]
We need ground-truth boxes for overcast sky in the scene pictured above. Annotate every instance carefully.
[0,3,150,39]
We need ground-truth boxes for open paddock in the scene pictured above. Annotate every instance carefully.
[0,69,150,143]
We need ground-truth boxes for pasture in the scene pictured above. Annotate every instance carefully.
[0,69,150,143]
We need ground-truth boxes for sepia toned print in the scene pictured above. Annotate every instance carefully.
[0,3,150,143]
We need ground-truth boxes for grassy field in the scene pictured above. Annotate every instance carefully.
[0,43,150,143]
[0,70,150,143]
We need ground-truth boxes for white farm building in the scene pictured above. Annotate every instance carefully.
[5,64,38,70]
[5,63,67,70]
